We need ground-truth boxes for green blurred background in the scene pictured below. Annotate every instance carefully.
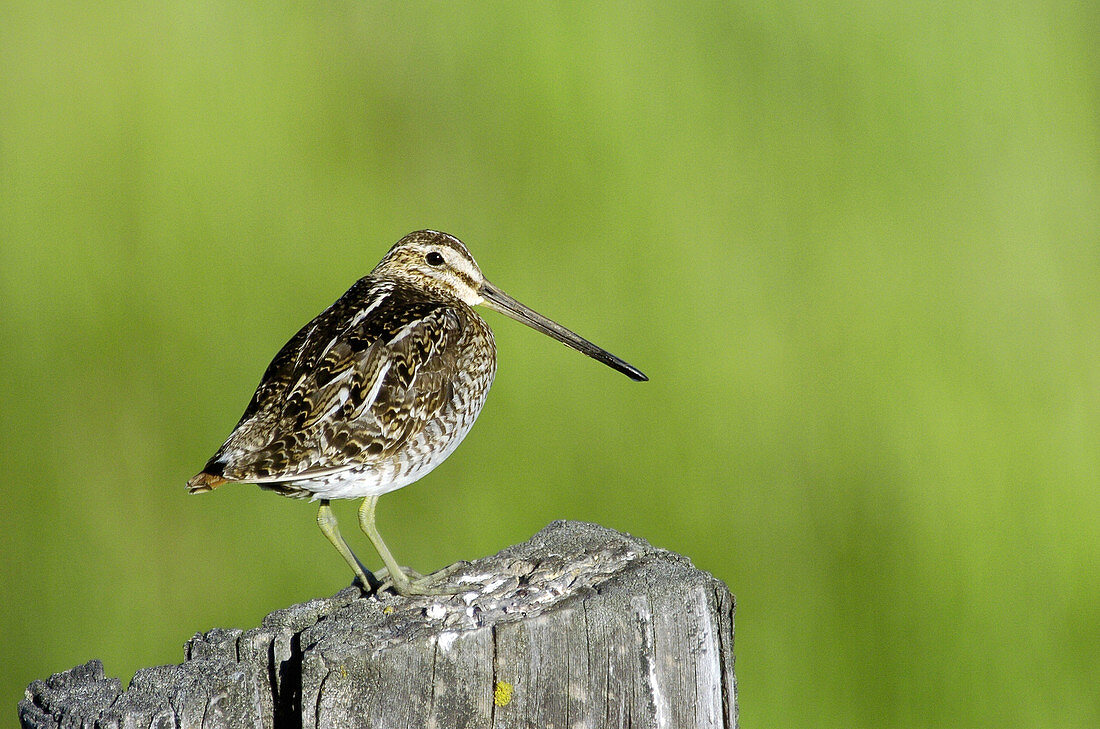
[2,1,1097,726]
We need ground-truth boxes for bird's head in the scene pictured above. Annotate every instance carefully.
[372,230,487,306]
[373,229,647,381]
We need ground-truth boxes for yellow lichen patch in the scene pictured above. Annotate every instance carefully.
[493,680,513,707]
[382,605,395,614]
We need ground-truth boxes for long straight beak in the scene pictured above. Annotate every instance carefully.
[479,281,648,382]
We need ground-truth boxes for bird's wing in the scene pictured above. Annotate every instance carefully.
[212,283,466,484]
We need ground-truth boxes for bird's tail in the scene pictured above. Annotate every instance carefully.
[187,472,228,494]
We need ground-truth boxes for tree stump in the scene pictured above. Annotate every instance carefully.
[20,520,738,728]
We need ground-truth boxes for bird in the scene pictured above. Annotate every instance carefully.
[187,230,647,596]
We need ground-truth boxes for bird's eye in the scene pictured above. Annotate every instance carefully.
[425,251,445,266]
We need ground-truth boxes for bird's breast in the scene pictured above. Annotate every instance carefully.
[300,309,497,500]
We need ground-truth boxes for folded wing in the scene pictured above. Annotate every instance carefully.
[204,280,466,485]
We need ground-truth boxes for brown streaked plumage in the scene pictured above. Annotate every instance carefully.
[188,230,646,596]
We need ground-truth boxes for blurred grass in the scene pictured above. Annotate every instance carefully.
[2,1,1098,727]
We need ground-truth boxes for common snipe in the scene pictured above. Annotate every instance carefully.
[187,230,646,595]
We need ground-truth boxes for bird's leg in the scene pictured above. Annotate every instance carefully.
[317,500,379,592]
[357,496,464,596]
[356,495,414,594]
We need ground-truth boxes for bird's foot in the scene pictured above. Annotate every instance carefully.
[376,561,469,596]
[350,571,382,594]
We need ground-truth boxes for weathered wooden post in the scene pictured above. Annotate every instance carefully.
[20,521,738,728]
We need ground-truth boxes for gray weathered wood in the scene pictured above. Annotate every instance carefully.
[20,520,738,729]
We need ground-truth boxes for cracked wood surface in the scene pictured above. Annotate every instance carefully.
[20,520,738,729]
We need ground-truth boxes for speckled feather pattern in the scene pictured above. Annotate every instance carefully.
[197,235,497,500]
